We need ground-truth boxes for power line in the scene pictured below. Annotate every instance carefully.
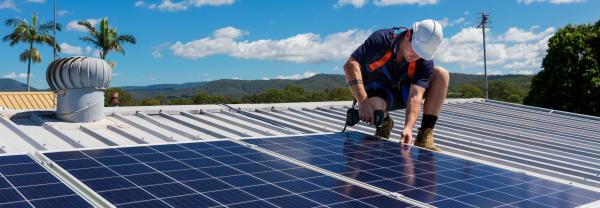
[476,12,491,99]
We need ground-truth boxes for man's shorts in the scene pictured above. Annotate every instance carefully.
[366,87,406,111]
[366,84,429,111]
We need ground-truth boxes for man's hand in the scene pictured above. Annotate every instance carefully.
[400,128,414,144]
[358,99,375,124]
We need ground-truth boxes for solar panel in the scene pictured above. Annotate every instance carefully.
[244,132,600,207]
[0,154,92,208]
[44,140,414,207]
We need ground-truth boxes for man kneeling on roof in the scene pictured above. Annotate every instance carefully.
[343,19,448,151]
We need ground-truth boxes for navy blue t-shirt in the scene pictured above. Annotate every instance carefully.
[351,28,434,89]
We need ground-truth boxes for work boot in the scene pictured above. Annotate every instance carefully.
[414,128,442,152]
[375,116,394,138]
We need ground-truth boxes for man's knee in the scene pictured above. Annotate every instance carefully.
[433,66,450,82]
[368,96,387,111]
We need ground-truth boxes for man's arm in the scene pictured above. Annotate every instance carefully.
[344,57,375,123]
[343,57,367,103]
[401,84,426,144]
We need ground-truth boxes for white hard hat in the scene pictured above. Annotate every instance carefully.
[411,19,443,60]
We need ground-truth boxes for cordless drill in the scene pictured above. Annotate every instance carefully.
[342,100,385,132]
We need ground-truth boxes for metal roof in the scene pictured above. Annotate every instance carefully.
[0,92,56,110]
[0,98,599,193]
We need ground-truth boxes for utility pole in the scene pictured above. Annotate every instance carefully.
[53,0,57,60]
[477,12,491,99]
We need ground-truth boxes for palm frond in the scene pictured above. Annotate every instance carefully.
[74,18,135,60]
[77,21,96,36]
[4,18,26,27]
[38,22,61,34]
[19,48,41,63]
[79,36,101,47]
[116,34,136,44]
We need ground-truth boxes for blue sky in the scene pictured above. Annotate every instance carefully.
[1,0,599,88]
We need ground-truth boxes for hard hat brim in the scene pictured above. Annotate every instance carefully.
[412,39,435,61]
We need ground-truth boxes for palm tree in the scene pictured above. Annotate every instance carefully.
[3,13,61,92]
[78,18,136,60]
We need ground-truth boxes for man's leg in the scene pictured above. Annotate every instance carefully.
[423,66,449,115]
[414,66,449,151]
[367,96,394,138]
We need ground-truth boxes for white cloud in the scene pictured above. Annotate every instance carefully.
[517,0,585,4]
[152,50,163,58]
[2,72,16,79]
[170,27,371,63]
[156,0,188,11]
[134,1,146,7]
[334,0,437,8]
[438,17,466,28]
[373,0,438,6]
[152,42,172,58]
[511,70,535,75]
[59,43,94,56]
[136,0,235,12]
[26,0,45,3]
[476,70,503,75]
[67,18,101,32]
[213,26,247,39]
[498,26,555,42]
[0,0,19,11]
[334,0,367,8]
[2,72,31,79]
[273,71,317,80]
[436,25,554,73]
[58,10,68,16]
[189,0,234,7]
[60,43,83,55]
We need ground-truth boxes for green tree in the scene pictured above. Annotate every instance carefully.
[3,13,61,92]
[78,18,135,62]
[192,91,238,104]
[141,98,161,106]
[168,98,193,105]
[457,83,484,98]
[524,20,600,115]
[104,88,135,106]
[489,81,525,103]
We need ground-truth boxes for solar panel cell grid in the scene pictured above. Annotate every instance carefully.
[0,155,92,208]
[244,132,599,208]
[44,140,413,207]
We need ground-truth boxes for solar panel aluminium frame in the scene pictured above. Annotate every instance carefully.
[29,152,115,208]
[36,133,432,207]
[33,131,599,207]
[321,105,600,191]
[34,137,231,208]
[241,132,600,207]
[0,152,98,207]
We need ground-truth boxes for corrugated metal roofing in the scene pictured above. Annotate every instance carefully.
[0,92,56,110]
[0,98,599,193]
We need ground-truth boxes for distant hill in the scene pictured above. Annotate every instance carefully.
[0,78,37,91]
[120,73,533,100]
[449,73,534,91]
[121,74,347,100]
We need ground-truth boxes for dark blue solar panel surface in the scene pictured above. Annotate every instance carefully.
[244,132,600,208]
[0,154,92,208]
[44,140,412,207]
